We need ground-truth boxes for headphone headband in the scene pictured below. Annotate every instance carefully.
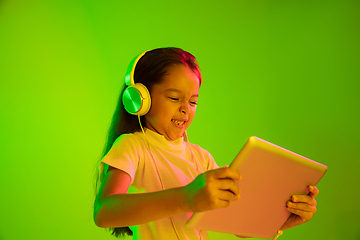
[124,50,148,86]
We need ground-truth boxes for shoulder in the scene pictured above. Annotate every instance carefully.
[186,142,214,160]
[104,132,148,159]
[112,132,146,149]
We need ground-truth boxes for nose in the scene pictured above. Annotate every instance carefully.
[180,102,190,114]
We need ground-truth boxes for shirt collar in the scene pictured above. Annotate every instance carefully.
[137,128,185,152]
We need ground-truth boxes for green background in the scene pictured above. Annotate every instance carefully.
[1,0,359,239]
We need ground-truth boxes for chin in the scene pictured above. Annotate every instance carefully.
[169,135,182,141]
[168,132,184,141]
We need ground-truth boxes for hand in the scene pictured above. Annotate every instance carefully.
[182,166,241,213]
[280,186,319,230]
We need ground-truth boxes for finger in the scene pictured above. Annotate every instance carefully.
[216,198,232,208]
[292,195,317,207]
[217,178,240,196]
[287,201,317,212]
[287,208,315,222]
[308,185,319,198]
[218,189,241,201]
[211,167,241,181]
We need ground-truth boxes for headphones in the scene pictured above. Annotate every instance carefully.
[122,50,151,116]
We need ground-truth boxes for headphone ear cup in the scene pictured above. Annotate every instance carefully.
[122,83,151,116]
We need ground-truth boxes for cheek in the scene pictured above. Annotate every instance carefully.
[148,107,171,126]
[144,107,161,126]
[186,109,196,126]
[191,107,197,117]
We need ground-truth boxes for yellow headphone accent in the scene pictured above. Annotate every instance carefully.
[122,51,151,116]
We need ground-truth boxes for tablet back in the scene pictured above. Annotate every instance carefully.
[186,136,328,239]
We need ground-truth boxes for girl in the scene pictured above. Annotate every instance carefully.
[94,47,319,240]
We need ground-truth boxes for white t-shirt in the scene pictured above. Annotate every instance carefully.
[99,128,219,240]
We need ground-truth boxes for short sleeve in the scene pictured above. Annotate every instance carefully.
[99,134,142,183]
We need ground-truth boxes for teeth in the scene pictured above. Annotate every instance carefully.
[172,120,185,125]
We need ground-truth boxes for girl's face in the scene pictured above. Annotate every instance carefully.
[144,64,200,140]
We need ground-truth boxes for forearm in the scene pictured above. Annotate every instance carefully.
[94,186,189,228]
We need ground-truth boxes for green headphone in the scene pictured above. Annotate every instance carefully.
[122,51,151,116]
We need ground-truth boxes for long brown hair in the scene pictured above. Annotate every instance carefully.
[94,47,202,237]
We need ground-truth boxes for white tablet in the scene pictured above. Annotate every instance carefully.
[186,136,328,239]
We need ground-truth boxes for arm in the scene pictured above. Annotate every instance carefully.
[94,166,188,228]
[94,166,241,228]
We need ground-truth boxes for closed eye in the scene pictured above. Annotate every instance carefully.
[169,97,197,106]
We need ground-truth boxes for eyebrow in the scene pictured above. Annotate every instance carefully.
[164,88,199,97]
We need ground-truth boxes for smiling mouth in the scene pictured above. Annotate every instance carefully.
[171,120,186,126]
